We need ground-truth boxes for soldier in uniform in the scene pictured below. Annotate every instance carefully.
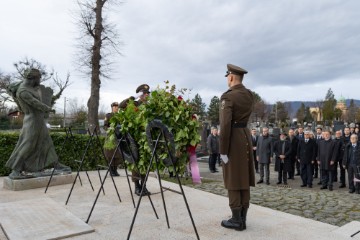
[119,84,151,196]
[219,64,255,231]
[104,102,121,176]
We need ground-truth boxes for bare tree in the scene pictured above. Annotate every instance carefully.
[1,58,70,109]
[75,0,122,131]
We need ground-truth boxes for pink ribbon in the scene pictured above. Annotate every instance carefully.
[188,146,201,184]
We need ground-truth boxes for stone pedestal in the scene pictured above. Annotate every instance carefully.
[3,173,75,191]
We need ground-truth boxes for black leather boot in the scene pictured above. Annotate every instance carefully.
[221,208,244,231]
[110,166,120,177]
[141,181,151,195]
[241,207,248,230]
[134,181,142,196]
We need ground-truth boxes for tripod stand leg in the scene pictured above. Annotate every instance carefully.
[85,170,95,191]
[124,166,136,208]
[97,168,106,195]
[154,155,170,228]
[175,170,200,240]
[44,165,57,193]
[86,167,111,223]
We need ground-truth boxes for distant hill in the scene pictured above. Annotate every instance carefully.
[282,99,360,118]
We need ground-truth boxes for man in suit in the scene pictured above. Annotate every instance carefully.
[288,129,299,179]
[343,134,360,194]
[317,130,336,191]
[219,64,255,231]
[256,127,273,185]
[296,127,304,141]
[297,130,317,188]
[314,127,323,183]
[274,132,292,185]
[207,126,219,173]
[251,128,259,173]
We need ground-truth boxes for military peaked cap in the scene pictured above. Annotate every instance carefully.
[111,102,119,107]
[136,84,150,94]
[225,64,248,77]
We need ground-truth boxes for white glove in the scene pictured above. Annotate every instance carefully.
[221,154,229,164]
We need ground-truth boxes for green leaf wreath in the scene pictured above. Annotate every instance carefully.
[104,81,201,174]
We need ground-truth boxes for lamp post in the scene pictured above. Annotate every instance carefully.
[63,97,67,128]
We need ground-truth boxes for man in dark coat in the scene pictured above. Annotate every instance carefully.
[314,127,323,182]
[317,130,336,191]
[274,132,292,185]
[295,126,304,175]
[343,134,360,194]
[207,126,219,173]
[256,127,273,185]
[104,102,122,176]
[297,130,316,188]
[219,64,255,231]
[119,84,151,196]
[288,129,299,179]
[251,128,259,173]
[333,130,345,188]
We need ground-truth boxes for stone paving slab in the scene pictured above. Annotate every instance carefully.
[0,198,94,240]
[0,170,357,240]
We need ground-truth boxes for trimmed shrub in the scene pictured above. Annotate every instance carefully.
[0,131,107,176]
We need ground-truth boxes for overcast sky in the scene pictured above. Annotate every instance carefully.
[1,0,360,113]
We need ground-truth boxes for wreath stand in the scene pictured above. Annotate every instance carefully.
[45,127,91,193]
[85,129,159,223]
[64,126,121,206]
[127,119,199,240]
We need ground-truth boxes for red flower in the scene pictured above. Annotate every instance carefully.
[177,96,183,101]
[134,107,139,112]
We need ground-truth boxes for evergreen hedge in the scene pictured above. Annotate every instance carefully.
[0,131,107,177]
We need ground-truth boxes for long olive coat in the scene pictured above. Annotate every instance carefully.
[219,83,255,190]
[6,82,57,172]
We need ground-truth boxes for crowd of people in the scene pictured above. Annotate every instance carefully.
[253,125,360,193]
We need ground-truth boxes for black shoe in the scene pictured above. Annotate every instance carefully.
[349,189,355,193]
[214,169,219,172]
[329,186,333,191]
[110,166,120,177]
[295,173,300,176]
[210,170,216,173]
[276,181,282,185]
[317,181,322,185]
[284,182,288,185]
[289,177,295,180]
[339,184,346,188]
[308,185,312,188]
[257,180,263,184]
[135,185,142,196]
[320,186,327,190]
[334,178,338,182]
[266,181,270,185]
[300,184,307,187]
[314,175,318,179]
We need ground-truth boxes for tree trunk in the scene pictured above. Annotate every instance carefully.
[87,0,105,132]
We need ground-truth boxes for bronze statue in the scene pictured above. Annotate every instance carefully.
[6,68,71,179]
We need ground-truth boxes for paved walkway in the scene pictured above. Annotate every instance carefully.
[196,158,360,227]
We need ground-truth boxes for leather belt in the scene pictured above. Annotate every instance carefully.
[232,122,247,128]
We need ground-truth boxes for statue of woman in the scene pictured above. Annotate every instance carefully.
[6,68,70,179]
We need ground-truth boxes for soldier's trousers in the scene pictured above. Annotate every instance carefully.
[131,170,145,183]
[228,189,250,209]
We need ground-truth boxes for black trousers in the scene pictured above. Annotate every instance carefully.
[288,157,296,178]
[321,169,334,188]
[296,160,301,174]
[253,151,258,171]
[348,165,360,190]
[278,162,288,183]
[301,163,313,186]
[208,153,218,171]
[340,163,346,185]
[313,161,319,177]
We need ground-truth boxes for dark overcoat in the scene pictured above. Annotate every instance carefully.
[317,139,336,171]
[219,83,255,190]
[274,140,292,172]
[256,135,273,164]
[297,138,316,164]
[288,136,299,163]
[343,142,360,168]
